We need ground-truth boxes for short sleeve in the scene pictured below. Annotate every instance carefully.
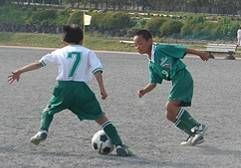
[39,52,58,66]
[88,51,103,74]
[160,45,187,59]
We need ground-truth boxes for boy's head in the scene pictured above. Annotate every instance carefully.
[133,29,153,55]
[63,25,83,44]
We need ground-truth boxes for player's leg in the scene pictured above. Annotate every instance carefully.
[165,101,196,135]
[70,82,132,156]
[31,102,65,145]
[168,69,207,145]
[95,115,133,156]
[31,84,67,145]
[165,101,200,135]
[176,107,207,146]
[71,107,132,156]
[71,103,133,156]
[95,115,123,147]
[165,100,207,145]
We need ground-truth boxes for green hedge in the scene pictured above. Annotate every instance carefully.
[145,17,167,36]
[0,5,240,41]
[67,10,83,26]
[92,12,133,31]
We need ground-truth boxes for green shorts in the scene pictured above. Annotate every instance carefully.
[168,68,193,106]
[45,81,104,121]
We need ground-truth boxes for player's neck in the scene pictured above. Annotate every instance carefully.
[147,45,152,58]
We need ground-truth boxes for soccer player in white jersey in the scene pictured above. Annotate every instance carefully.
[237,26,241,46]
[8,25,132,156]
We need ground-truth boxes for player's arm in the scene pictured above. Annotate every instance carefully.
[138,83,156,98]
[94,71,108,100]
[186,48,209,61]
[8,61,43,84]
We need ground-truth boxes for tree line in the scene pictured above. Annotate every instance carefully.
[0,5,240,41]
[1,0,241,15]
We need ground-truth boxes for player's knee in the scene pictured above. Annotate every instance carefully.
[165,111,176,122]
[95,115,109,125]
[165,102,174,112]
[165,102,178,122]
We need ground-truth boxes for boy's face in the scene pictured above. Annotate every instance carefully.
[133,35,152,55]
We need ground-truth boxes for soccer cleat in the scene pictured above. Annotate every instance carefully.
[180,135,205,146]
[180,135,193,146]
[116,144,133,157]
[180,124,208,146]
[30,130,48,145]
[191,124,208,145]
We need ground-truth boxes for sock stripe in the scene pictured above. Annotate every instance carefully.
[176,108,184,121]
[101,121,112,129]
[175,119,181,126]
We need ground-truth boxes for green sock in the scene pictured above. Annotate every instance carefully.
[40,110,53,131]
[175,108,200,135]
[102,121,123,146]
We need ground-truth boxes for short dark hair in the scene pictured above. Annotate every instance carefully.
[63,25,83,44]
[134,29,152,40]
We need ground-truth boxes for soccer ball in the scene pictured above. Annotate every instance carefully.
[91,130,114,155]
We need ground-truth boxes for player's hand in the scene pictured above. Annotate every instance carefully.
[199,52,209,61]
[8,71,21,84]
[100,89,108,100]
[138,89,145,98]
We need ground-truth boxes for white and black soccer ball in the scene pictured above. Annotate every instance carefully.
[91,130,114,155]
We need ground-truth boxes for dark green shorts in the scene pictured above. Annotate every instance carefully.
[168,68,193,106]
[45,81,103,120]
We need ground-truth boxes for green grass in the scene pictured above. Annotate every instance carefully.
[0,32,63,48]
[0,32,201,51]
[0,32,240,57]
[0,32,135,52]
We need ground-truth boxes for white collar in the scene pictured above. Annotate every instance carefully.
[150,44,155,62]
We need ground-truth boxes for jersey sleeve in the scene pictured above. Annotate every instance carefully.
[88,51,103,74]
[39,52,59,66]
[161,45,187,59]
[148,65,163,84]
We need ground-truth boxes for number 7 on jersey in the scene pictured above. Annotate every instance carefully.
[67,52,81,77]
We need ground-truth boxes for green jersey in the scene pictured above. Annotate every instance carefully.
[149,44,187,84]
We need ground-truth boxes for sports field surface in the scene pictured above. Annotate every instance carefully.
[0,47,241,168]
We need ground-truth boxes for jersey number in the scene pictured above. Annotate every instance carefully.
[67,52,81,77]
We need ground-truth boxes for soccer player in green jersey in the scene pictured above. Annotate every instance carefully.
[133,29,209,146]
[8,25,132,156]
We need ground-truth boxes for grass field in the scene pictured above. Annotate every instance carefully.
[0,32,240,57]
[0,32,136,52]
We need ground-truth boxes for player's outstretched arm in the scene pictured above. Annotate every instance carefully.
[94,71,108,100]
[186,48,209,61]
[138,83,156,98]
[8,61,43,84]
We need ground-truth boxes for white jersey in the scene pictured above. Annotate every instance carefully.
[39,45,103,82]
[237,29,241,38]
